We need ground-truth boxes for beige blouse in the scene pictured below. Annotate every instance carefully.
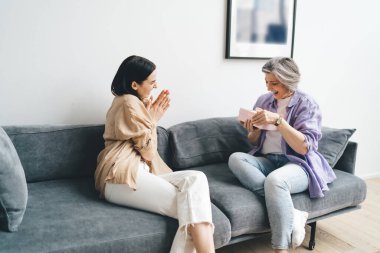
[94,94,172,197]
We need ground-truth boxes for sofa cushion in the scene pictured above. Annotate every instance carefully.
[168,117,252,170]
[4,125,171,183]
[0,178,231,252]
[0,127,28,232]
[3,125,105,182]
[292,169,366,218]
[319,127,356,168]
[193,163,270,237]
[194,163,366,238]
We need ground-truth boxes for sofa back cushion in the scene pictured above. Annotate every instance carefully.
[168,117,252,169]
[168,117,357,172]
[3,125,105,183]
[3,125,171,183]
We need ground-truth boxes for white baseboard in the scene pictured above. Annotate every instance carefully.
[359,173,380,180]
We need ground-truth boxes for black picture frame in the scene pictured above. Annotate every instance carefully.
[225,0,297,59]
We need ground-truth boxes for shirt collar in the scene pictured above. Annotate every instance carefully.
[288,90,301,107]
[270,90,301,109]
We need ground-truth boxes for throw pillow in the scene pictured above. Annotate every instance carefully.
[0,127,28,232]
[318,127,356,168]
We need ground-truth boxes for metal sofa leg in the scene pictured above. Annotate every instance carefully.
[308,221,317,250]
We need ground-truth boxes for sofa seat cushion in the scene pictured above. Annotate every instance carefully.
[292,169,366,218]
[0,178,231,253]
[194,164,366,238]
[193,163,270,237]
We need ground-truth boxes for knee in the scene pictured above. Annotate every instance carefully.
[228,152,245,169]
[186,170,208,186]
[265,173,289,192]
[192,170,207,180]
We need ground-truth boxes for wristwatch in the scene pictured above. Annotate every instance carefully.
[274,116,282,126]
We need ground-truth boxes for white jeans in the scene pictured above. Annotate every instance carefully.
[105,162,214,253]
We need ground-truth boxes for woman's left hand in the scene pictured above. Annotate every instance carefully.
[251,107,278,126]
[146,90,170,123]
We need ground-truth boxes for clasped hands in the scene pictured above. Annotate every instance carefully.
[144,90,170,123]
[242,107,279,132]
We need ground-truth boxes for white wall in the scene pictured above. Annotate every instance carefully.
[294,0,380,178]
[1,0,379,178]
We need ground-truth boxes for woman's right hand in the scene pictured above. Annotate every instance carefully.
[146,90,170,123]
[242,119,261,144]
[242,119,259,133]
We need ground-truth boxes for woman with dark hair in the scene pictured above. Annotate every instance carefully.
[229,57,335,253]
[95,55,215,253]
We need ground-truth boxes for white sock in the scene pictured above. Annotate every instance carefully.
[291,208,308,249]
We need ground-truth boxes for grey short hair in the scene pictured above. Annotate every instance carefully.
[262,57,300,91]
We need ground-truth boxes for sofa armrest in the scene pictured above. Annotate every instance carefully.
[333,141,358,174]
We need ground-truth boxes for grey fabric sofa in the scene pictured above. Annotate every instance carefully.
[0,117,366,252]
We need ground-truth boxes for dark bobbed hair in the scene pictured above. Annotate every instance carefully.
[111,55,156,96]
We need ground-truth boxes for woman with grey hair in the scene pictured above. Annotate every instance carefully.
[228,57,335,252]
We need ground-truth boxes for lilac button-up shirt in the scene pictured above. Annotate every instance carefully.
[249,90,336,198]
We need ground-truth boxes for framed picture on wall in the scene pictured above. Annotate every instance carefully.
[225,0,297,59]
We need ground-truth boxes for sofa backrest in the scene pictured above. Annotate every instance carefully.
[3,118,357,182]
[3,125,171,183]
[333,141,357,174]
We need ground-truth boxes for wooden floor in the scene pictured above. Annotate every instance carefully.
[216,177,380,253]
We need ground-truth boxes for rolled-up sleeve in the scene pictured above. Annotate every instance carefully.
[130,117,157,157]
[292,100,322,153]
[114,102,157,159]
